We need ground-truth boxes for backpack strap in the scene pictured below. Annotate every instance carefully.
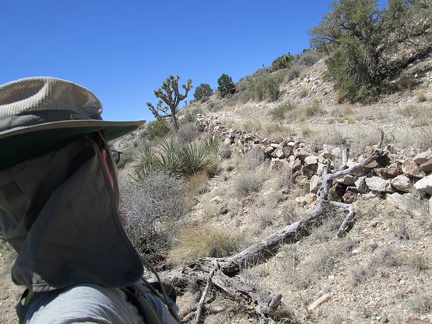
[123,279,180,323]
[17,288,32,323]
[122,286,163,324]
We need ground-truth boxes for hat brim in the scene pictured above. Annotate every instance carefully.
[0,119,145,170]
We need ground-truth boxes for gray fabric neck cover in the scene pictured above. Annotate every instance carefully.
[0,137,143,291]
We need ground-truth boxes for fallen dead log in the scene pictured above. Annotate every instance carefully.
[162,130,386,322]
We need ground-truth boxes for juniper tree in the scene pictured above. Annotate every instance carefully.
[193,83,213,101]
[309,0,431,103]
[147,75,192,132]
[217,74,236,98]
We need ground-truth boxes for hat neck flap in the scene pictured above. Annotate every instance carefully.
[0,138,143,291]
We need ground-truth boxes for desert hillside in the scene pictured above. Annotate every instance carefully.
[125,51,432,323]
[1,50,432,323]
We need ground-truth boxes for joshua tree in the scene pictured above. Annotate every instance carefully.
[147,75,192,132]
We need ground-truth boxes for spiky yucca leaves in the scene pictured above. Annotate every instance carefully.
[133,136,219,179]
[132,143,155,181]
[202,135,219,153]
[180,142,216,176]
[153,139,185,175]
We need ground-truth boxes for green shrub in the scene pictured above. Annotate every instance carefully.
[146,120,170,140]
[250,71,285,102]
[268,102,296,124]
[271,53,294,71]
[217,73,236,98]
[193,83,213,101]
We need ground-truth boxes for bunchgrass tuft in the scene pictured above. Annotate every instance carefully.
[168,225,246,265]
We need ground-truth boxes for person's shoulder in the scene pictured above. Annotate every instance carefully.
[27,284,143,324]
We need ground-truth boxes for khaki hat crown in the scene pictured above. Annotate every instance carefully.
[0,76,145,169]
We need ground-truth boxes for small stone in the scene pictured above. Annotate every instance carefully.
[402,160,425,178]
[391,175,411,192]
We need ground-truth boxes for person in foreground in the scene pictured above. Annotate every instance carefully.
[0,77,179,323]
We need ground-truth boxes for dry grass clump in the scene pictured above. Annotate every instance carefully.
[304,99,322,117]
[400,125,432,151]
[409,290,432,314]
[406,253,429,273]
[299,88,309,98]
[328,104,354,120]
[183,171,209,210]
[300,122,312,136]
[280,201,303,225]
[234,170,263,197]
[255,207,278,229]
[218,144,232,160]
[351,263,375,286]
[168,225,247,266]
[396,104,432,124]
[416,90,428,102]
[239,120,263,133]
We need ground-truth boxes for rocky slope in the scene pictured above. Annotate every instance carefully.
[1,52,432,323]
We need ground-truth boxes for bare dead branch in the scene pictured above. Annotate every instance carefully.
[194,268,215,324]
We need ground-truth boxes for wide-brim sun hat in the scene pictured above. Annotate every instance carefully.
[0,77,145,170]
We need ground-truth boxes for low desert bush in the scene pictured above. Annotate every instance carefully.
[168,225,246,265]
[416,90,427,102]
[407,253,429,273]
[218,144,232,159]
[120,172,185,254]
[372,246,402,267]
[299,88,309,98]
[235,170,263,196]
[268,102,296,124]
[351,262,375,286]
[145,120,171,141]
[115,146,135,169]
[243,147,265,169]
[409,290,432,314]
[176,122,200,143]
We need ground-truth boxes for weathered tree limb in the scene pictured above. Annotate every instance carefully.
[163,130,386,322]
[194,268,215,324]
[331,201,355,238]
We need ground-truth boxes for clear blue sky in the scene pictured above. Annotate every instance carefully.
[0,1,332,123]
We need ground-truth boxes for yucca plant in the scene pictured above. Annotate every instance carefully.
[180,141,217,176]
[153,139,185,175]
[202,135,220,153]
[132,143,156,181]
[132,137,219,179]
